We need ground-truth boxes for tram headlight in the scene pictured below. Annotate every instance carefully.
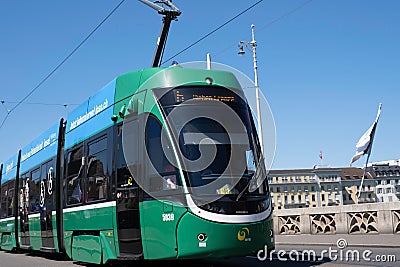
[205,77,213,85]
[197,233,207,242]
[257,199,269,212]
[200,203,225,214]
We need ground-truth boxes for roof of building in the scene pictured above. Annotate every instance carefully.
[268,167,374,180]
[268,169,315,175]
[367,159,400,167]
[339,167,373,180]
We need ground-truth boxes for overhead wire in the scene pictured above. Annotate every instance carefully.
[0,0,126,131]
[160,0,264,66]
[161,0,313,65]
[0,0,313,130]
[214,0,314,59]
[258,0,313,32]
[0,100,79,107]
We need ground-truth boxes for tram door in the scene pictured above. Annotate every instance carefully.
[19,173,30,249]
[39,160,56,251]
[116,120,142,255]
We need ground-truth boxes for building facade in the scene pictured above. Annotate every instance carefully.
[367,160,400,202]
[267,169,319,209]
[340,167,376,205]
[268,166,381,210]
[267,167,343,209]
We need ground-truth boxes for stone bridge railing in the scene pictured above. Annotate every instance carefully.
[273,202,400,247]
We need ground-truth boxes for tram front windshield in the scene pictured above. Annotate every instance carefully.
[155,86,268,209]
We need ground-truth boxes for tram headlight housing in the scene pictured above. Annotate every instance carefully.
[256,198,270,213]
[200,203,224,214]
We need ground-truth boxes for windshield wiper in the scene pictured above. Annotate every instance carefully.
[235,177,252,201]
[236,160,266,201]
[201,173,220,179]
[235,174,255,201]
[201,172,219,177]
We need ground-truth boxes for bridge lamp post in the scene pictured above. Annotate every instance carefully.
[238,24,264,154]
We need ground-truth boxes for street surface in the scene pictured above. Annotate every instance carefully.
[0,244,399,267]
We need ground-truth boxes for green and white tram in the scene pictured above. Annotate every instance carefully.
[0,65,274,264]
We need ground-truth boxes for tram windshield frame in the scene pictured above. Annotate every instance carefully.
[154,85,269,205]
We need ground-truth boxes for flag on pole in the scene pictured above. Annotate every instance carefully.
[350,103,382,165]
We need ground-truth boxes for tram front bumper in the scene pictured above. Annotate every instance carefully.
[176,211,274,259]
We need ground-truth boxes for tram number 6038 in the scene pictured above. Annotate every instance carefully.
[162,213,175,222]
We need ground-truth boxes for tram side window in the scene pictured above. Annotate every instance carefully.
[19,173,29,214]
[18,174,24,210]
[0,180,15,217]
[0,183,7,218]
[29,169,41,213]
[116,121,141,204]
[146,115,179,192]
[66,146,83,205]
[41,160,55,210]
[117,120,139,189]
[86,137,108,202]
[7,185,14,217]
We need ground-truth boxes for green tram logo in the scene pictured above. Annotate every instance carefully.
[237,227,251,242]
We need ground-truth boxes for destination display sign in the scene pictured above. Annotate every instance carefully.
[157,86,242,107]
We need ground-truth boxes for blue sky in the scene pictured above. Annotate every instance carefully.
[0,0,399,170]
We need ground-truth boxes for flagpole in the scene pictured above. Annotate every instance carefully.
[352,103,382,202]
[319,151,323,166]
[357,152,371,201]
